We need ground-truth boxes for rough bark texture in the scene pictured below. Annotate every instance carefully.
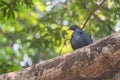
[0,31,120,80]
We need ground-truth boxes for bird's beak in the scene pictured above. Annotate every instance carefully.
[68,28,70,30]
[68,29,74,33]
[68,27,73,31]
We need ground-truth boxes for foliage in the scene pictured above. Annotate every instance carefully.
[0,0,33,18]
[0,0,120,74]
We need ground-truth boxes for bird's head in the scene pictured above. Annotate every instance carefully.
[69,25,81,31]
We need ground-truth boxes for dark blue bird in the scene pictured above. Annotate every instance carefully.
[69,25,92,50]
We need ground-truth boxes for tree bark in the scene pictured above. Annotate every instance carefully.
[0,31,120,80]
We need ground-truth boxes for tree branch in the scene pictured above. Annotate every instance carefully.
[81,0,106,30]
[0,31,120,80]
[81,0,115,33]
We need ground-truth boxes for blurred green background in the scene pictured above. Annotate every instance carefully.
[0,0,120,74]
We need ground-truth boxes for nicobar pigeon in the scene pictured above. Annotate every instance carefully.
[69,25,93,50]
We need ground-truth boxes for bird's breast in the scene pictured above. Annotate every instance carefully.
[70,33,85,50]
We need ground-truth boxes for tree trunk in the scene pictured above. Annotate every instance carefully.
[0,31,120,80]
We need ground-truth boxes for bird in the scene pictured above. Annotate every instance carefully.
[69,25,92,50]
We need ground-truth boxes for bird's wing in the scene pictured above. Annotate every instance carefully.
[81,32,92,45]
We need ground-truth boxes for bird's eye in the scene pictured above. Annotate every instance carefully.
[80,32,82,34]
